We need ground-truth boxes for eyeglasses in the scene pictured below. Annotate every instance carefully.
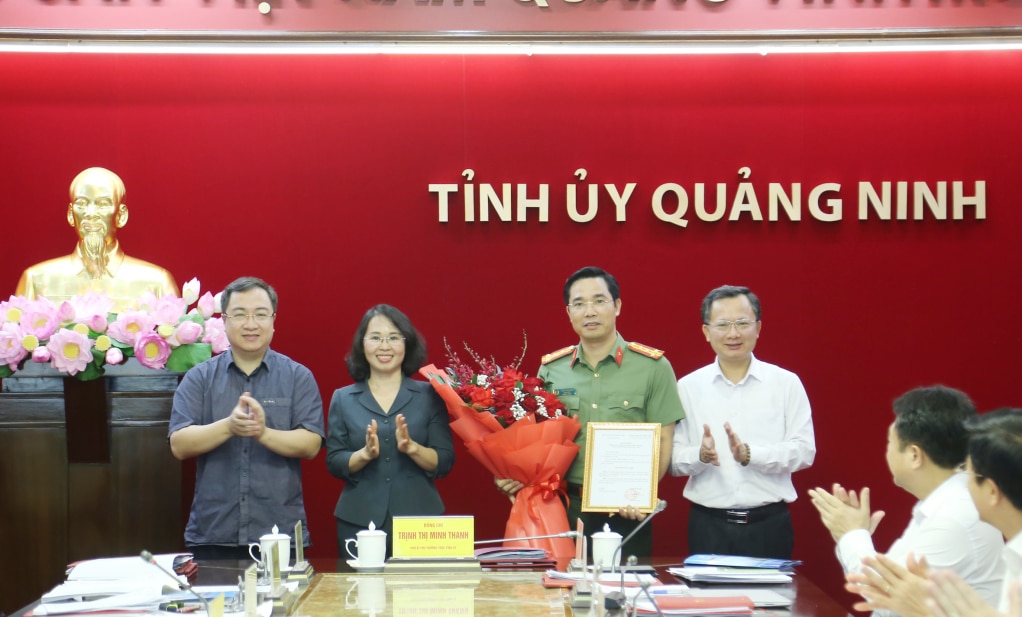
[568,298,613,313]
[225,312,275,324]
[707,319,758,333]
[364,335,406,346]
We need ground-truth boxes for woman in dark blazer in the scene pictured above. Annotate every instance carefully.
[326,304,455,558]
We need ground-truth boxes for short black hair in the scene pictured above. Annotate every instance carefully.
[563,266,620,304]
[892,385,976,470]
[965,407,1022,512]
[345,304,427,382]
[221,277,278,313]
[701,285,761,324]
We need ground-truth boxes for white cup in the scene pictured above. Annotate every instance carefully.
[591,526,622,569]
[345,527,387,568]
[249,529,291,574]
[345,577,387,614]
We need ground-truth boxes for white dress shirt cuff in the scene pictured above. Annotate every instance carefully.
[835,528,877,574]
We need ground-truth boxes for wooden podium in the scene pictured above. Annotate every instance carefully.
[0,360,184,614]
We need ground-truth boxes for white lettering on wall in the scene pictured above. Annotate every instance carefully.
[431,170,987,228]
[858,181,986,220]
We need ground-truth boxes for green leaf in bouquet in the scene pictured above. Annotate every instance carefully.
[110,338,133,351]
[166,343,213,373]
[182,313,206,326]
[73,360,106,382]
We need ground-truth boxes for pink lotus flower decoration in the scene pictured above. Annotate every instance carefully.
[134,331,172,370]
[182,278,201,305]
[105,347,124,365]
[202,317,229,354]
[171,320,203,347]
[86,314,108,333]
[57,301,76,324]
[108,310,157,346]
[0,322,29,370]
[0,295,31,318]
[1,278,225,381]
[46,329,93,376]
[148,294,188,327]
[197,292,217,319]
[20,299,60,341]
[70,291,115,324]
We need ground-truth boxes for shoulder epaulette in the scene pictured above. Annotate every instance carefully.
[627,342,665,360]
[541,345,576,365]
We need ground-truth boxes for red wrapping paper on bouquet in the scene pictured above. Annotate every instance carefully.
[420,364,581,559]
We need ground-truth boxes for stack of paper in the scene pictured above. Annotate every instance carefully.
[474,546,555,568]
[667,567,792,584]
[66,554,194,581]
[683,554,802,570]
[39,554,204,615]
[474,546,547,559]
[669,554,799,584]
[545,569,660,587]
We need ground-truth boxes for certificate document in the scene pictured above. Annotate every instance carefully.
[581,422,660,513]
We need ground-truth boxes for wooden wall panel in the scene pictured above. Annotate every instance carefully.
[111,391,183,556]
[0,397,68,613]
[0,370,181,614]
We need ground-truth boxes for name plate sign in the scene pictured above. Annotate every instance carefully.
[392,516,474,558]
[393,587,474,617]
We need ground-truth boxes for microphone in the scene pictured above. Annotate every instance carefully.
[610,499,667,573]
[474,530,579,545]
[636,575,667,617]
[604,499,668,612]
[140,550,212,615]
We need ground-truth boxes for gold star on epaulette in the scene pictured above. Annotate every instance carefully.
[627,342,665,360]
[541,345,576,365]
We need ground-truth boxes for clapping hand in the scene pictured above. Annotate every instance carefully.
[724,422,748,464]
[699,424,720,465]
[229,392,265,439]
[845,553,931,617]
[928,570,1015,617]
[363,419,380,460]
[808,483,885,542]
[395,414,419,456]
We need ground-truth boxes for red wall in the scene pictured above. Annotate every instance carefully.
[2,50,1020,608]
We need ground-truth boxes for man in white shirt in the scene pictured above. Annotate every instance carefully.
[967,408,1022,614]
[809,386,1004,616]
[838,408,1022,617]
[671,285,816,559]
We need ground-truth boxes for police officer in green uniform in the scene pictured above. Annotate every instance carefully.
[496,266,685,559]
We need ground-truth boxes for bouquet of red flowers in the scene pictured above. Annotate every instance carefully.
[420,337,581,559]
[444,340,566,428]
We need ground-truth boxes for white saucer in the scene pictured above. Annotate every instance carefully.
[347,559,385,573]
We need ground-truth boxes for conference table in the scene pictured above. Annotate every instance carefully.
[192,558,853,617]
[12,558,851,617]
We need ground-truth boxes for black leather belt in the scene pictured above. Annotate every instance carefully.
[692,501,788,525]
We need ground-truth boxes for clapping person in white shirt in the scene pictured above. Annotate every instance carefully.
[671,285,816,559]
[842,408,1022,617]
[809,387,1005,617]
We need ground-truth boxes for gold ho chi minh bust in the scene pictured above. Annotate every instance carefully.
[16,167,178,312]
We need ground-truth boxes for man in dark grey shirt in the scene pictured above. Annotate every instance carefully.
[169,277,324,560]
